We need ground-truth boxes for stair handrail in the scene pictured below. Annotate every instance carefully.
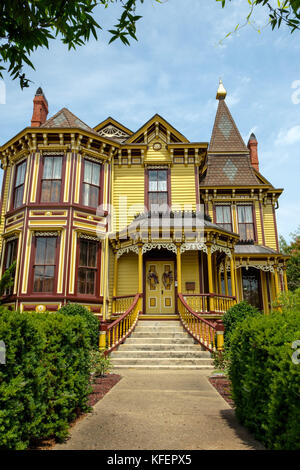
[178,293,224,352]
[105,293,141,355]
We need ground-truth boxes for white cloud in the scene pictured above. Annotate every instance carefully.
[275,125,300,146]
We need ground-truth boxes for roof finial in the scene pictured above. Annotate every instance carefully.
[216,78,227,100]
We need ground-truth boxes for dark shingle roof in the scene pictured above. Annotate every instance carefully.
[234,245,278,255]
[200,154,263,186]
[209,100,248,153]
[40,108,99,135]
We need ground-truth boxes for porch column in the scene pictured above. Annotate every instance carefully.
[138,244,143,310]
[273,265,280,297]
[230,251,236,298]
[283,265,288,292]
[102,235,109,321]
[224,258,229,297]
[176,244,182,293]
[112,250,118,314]
[207,244,214,311]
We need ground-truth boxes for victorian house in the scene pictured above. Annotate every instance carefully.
[0,81,288,352]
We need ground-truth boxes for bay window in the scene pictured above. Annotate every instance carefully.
[33,236,57,293]
[3,238,18,295]
[13,160,27,209]
[77,239,98,295]
[40,155,63,203]
[82,159,101,208]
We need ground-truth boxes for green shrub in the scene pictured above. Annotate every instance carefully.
[90,350,112,379]
[223,301,260,348]
[58,303,99,349]
[0,310,92,450]
[228,310,300,450]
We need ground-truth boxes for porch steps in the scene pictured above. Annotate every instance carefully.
[139,315,180,321]
[110,320,213,370]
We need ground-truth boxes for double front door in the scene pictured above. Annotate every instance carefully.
[145,261,175,314]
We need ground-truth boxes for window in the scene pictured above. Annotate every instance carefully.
[215,206,232,232]
[148,169,168,211]
[237,205,255,241]
[40,156,63,202]
[13,161,27,209]
[33,236,57,292]
[3,238,18,295]
[82,159,101,208]
[77,239,98,295]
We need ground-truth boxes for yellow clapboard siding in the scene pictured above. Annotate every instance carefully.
[171,165,196,210]
[145,140,171,163]
[254,201,263,244]
[117,252,138,296]
[182,251,200,293]
[263,204,277,250]
[113,166,145,231]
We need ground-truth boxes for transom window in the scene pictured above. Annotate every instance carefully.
[237,205,255,241]
[82,159,101,208]
[215,206,232,232]
[33,236,57,293]
[78,239,98,295]
[148,169,168,211]
[40,156,63,202]
[13,161,27,209]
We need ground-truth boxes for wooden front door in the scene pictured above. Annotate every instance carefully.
[145,261,175,314]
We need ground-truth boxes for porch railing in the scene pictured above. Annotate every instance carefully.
[105,293,141,355]
[113,295,136,315]
[183,293,236,315]
[178,294,224,352]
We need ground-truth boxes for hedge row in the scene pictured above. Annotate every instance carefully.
[229,309,300,450]
[0,308,93,450]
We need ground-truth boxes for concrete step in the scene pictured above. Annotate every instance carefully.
[110,350,210,358]
[132,332,191,338]
[125,337,195,344]
[112,365,214,370]
[110,358,213,366]
[120,343,203,351]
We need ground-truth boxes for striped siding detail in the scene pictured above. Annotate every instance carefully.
[57,229,66,293]
[254,201,263,244]
[145,142,171,163]
[63,152,71,202]
[182,251,200,294]
[263,204,277,250]
[30,153,40,202]
[117,253,138,296]
[113,166,145,232]
[171,165,196,210]
[0,166,11,250]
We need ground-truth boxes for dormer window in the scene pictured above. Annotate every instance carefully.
[215,205,232,232]
[13,160,27,209]
[147,169,169,211]
[237,205,255,241]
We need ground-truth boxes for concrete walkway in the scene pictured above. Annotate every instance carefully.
[55,370,264,450]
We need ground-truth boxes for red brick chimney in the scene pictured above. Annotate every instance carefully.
[31,87,48,127]
[247,133,259,172]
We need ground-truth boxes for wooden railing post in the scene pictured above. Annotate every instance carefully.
[99,321,108,352]
[283,265,288,292]
[215,320,225,352]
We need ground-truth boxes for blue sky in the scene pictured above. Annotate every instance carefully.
[0,0,299,241]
